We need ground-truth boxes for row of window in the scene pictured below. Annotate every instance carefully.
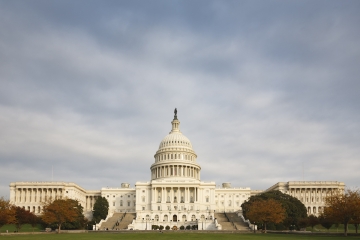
[106,194,135,198]
[215,200,243,206]
[156,153,195,162]
[160,140,190,147]
[112,200,136,207]
[215,195,245,198]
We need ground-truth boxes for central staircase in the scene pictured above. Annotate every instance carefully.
[99,212,136,230]
[215,212,250,231]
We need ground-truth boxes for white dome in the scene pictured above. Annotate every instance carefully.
[150,110,201,181]
[158,132,193,150]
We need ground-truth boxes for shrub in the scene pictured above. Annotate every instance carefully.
[266,223,276,230]
[192,225,197,230]
[276,223,286,230]
[152,225,159,230]
[159,225,164,230]
[186,225,191,230]
[165,225,170,230]
[180,225,185,230]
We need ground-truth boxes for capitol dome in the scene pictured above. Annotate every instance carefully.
[150,109,201,181]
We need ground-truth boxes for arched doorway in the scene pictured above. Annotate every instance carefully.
[173,214,177,222]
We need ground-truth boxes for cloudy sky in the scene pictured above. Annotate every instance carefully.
[1,1,359,199]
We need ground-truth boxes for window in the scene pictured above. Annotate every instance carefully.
[113,202,115,206]
[142,190,145,193]
[206,196,209,202]
[113,195,115,198]
[128,195,130,198]
[158,206,160,210]
[120,200,123,206]
[128,201,130,207]
[142,196,145,202]
[142,207,145,210]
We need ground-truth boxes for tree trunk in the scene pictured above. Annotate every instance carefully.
[355,224,358,234]
[344,222,348,236]
[58,224,61,234]
[264,223,267,233]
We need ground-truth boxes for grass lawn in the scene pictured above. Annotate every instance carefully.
[0,232,359,240]
[0,224,43,233]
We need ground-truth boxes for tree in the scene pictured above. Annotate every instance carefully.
[319,213,333,231]
[92,197,109,223]
[324,189,360,236]
[41,199,78,233]
[242,190,307,229]
[246,198,286,232]
[61,199,87,230]
[27,212,39,232]
[13,206,34,231]
[308,214,320,230]
[0,197,15,228]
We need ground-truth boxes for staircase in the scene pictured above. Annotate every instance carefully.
[226,212,250,230]
[215,213,235,230]
[118,212,136,229]
[99,213,124,230]
[215,212,250,231]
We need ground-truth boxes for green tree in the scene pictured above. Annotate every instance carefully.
[246,198,286,232]
[41,199,78,233]
[308,214,320,230]
[242,190,307,229]
[92,197,109,223]
[319,213,333,231]
[324,189,360,236]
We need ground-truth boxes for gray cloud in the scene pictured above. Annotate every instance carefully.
[0,1,359,198]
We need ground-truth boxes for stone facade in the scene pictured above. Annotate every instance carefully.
[265,181,345,216]
[9,111,345,229]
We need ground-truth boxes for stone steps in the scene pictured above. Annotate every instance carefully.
[100,213,125,230]
[215,212,250,231]
[118,213,136,229]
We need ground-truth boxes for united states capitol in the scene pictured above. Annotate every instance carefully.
[9,110,344,230]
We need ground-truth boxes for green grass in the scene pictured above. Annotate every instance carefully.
[0,232,359,240]
[0,224,43,233]
[306,224,358,233]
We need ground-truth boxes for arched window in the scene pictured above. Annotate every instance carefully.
[182,215,187,221]
[146,215,150,220]
[191,215,196,221]
[201,215,205,220]
[229,200,232,206]
[313,207,316,213]
[155,215,159,221]
[164,215,168,221]
[206,196,209,202]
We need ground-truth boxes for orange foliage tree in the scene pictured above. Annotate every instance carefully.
[324,189,360,236]
[41,199,79,233]
[0,197,15,228]
[246,198,286,232]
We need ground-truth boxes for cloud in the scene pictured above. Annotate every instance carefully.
[0,1,359,198]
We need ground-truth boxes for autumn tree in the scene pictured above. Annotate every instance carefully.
[324,189,360,236]
[41,199,78,233]
[0,197,15,228]
[12,206,35,231]
[319,213,333,231]
[242,190,307,229]
[92,197,109,223]
[246,198,286,232]
[61,199,87,230]
[308,214,320,230]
